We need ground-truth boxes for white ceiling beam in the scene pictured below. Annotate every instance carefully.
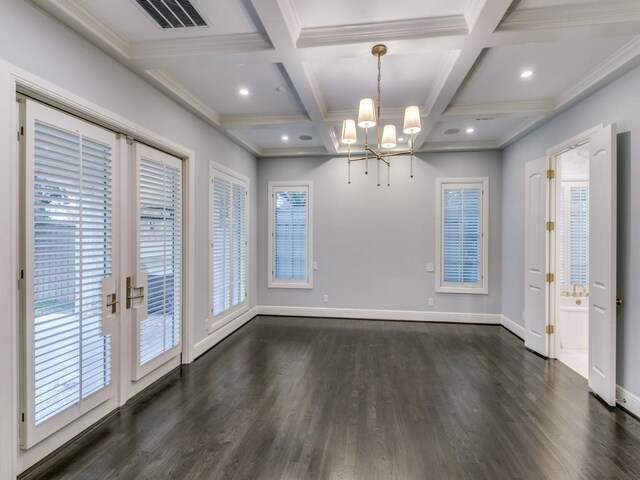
[296,16,468,49]
[412,0,516,149]
[129,33,273,59]
[221,113,311,129]
[442,100,554,119]
[251,0,338,154]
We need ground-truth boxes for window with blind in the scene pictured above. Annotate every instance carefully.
[268,182,313,289]
[560,183,589,291]
[22,99,117,448]
[436,178,488,294]
[210,166,248,326]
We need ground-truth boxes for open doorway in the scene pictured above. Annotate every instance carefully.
[553,143,590,378]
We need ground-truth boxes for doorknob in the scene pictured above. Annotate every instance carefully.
[616,298,624,307]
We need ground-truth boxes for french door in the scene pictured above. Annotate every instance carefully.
[130,143,182,381]
[20,100,184,449]
[21,99,118,448]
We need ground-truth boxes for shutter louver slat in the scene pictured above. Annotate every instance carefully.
[138,157,181,366]
[32,122,112,425]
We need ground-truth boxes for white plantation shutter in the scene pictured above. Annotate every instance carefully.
[211,168,248,320]
[138,157,182,366]
[24,100,116,448]
[274,189,308,280]
[437,178,487,293]
[569,185,589,287]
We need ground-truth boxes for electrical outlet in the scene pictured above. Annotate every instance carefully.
[313,261,319,270]
[323,294,329,303]
[428,298,434,307]
[426,263,435,272]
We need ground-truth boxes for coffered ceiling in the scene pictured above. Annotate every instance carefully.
[29,0,640,157]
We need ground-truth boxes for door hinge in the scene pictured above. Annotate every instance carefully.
[545,325,555,335]
[21,413,24,422]
[546,273,555,283]
[547,169,555,179]
[546,221,555,231]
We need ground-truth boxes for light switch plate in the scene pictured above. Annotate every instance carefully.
[313,261,319,270]
[426,263,435,272]
[428,298,434,307]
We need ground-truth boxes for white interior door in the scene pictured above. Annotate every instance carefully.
[21,99,118,448]
[524,157,550,356]
[588,124,617,406]
[131,143,182,381]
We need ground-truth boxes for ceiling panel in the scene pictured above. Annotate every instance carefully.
[293,0,470,28]
[311,51,446,113]
[164,63,305,116]
[236,127,323,150]
[427,117,526,143]
[453,36,632,106]
[76,0,259,41]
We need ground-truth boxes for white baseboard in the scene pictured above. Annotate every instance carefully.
[256,305,501,325]
[617,385,640,418]
[501,315,525,340]
[193,306,258,360]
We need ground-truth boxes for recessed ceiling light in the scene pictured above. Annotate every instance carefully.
[239,88,249,96]
[281,135,289,142]
[466,127,475,134]
[520,69,533,79]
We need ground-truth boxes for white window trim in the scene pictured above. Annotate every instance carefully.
[208,162,250,333]
[268,180,313,289]
[436,177,489,295]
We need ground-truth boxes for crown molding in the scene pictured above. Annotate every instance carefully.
[443,99,554,118]
[260,146,328,158]
[421,140,499,152]
[325,107,408,124]
[221,113,311,129]
[130,32,272,59]
[499,0,640,31]
[32,0,131,58]
[297,15,468,49]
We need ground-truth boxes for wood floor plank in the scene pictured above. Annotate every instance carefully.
[23,316,640,480]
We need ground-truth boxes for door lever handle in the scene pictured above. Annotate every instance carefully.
[126,276,145,309]
[106,293,118,314]
[616,298,623,307]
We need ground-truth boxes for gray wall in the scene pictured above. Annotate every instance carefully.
[258,151,502,313]
[502,63,640,397]
[0,0,259,345]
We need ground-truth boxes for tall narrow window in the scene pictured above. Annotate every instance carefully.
[268,182,313,289]
[436,178,488,294]
[560,182,589,291]
[210,165,248,328]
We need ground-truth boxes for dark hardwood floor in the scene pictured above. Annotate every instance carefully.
[26,316,640,480]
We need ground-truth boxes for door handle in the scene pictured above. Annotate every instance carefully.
[616,298,623,307]
[106,292,119,315]
[126,276,146,309]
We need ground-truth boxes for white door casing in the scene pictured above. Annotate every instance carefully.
[588,124,617,406]
[524,157,550,356]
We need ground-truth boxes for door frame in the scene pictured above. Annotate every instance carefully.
[545,125,602,361]
[0,58,197,477]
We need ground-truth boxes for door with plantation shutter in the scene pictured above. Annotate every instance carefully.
[21,99,118,448]
[131,144,182,381]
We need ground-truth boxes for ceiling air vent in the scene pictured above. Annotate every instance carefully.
[135,0,208,29]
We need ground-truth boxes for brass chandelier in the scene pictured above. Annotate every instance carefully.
[340,44,422,186]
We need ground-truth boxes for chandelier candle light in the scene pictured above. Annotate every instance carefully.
[341,44,422,186]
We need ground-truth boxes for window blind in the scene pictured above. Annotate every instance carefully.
[274,189,308,280]
[442,185,482,285]
[211,171,247,318]
[32,121,112,425]
[139,158,181,366]
[569,185,589,287]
